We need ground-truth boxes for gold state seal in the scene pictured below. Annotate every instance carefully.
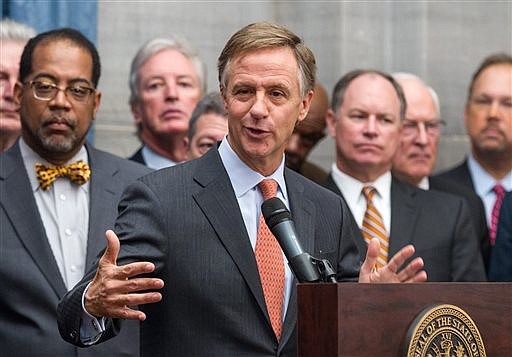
[404,304,486,357]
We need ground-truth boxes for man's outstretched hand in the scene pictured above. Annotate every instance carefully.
[359,238,428,283]
[84,230,164,321]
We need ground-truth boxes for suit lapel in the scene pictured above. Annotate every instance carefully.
[191,149,269,321]
[280,170,315,347]
[85,145,119,267]
[389,178,418,257]
[0,144,67,297]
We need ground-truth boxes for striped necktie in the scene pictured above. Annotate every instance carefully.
[255,178,284,341]
[360,185,389,268]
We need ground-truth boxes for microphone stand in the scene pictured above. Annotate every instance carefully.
[289,253,337,283]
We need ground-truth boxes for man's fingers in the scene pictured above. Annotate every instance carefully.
[103,277,164,295]
[101,230,121,266]
[385,244,415,273]
[93,291,163,321]
[360,238,379,273]
[111,262,157,280]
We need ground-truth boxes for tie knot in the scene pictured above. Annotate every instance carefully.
[35,160,91,191]
[362,185,377,201]
[493,183,506,197]
[259,179,278,200]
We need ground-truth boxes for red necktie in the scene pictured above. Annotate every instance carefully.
[360,186,389,268]
[255,179,285,340]
[490,183,506,245]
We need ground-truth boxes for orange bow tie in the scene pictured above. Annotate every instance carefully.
[35,160,91,191]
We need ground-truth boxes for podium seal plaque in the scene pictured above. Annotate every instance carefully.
[404,304,486,357]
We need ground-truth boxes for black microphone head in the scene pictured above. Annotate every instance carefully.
[261,197,291,229]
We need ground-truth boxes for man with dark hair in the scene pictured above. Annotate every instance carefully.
[185,91,227,159]
[0,27,149,356]
[0,18,36,152]
[285,83,329,184]
[324,69,486,281]
[436,53,512,256]
[58,22,425,357]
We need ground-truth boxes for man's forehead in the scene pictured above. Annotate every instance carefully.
[344,75,400,113]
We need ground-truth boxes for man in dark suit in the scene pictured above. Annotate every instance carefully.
[285,83,329,184]
[324,69,486,282]
[128,37,205,169]
[390,72,490,268]
[0,28,150,356]
[435,54,512,252]
[57,22,426,356]
[488,191,512,281]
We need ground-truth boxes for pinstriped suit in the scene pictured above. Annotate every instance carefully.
[58,146,364,356]
[0,141,150,357]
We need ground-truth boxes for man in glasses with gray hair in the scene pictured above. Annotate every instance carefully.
[391,72,489,270]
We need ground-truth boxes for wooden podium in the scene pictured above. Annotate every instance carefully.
[297,283,512,356]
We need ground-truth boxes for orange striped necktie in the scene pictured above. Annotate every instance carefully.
[360,185,389,268]
[255,178,285,341]
[35,160,91,191]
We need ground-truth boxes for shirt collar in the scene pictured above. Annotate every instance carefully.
[141,145,179,170]
[19,137,89,193]
[218,137,288,200]
[467,153,512,195]
[330,163,391,201]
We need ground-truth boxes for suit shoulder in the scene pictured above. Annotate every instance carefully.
[89,148,152,177]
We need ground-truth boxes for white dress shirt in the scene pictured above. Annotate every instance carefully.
[330,163,392,234]
[467,154,512,226]
[20,138,90,290]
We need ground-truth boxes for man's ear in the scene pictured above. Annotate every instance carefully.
[131,101,143,124]
[326,108,337,138]
[14,82,23,109]
[297,89,314,124]
[91,91,102,122]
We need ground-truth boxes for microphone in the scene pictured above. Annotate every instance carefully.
[262,197,335,283]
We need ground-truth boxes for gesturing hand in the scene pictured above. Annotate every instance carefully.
[359,238,428,283]
[85,230,164,321]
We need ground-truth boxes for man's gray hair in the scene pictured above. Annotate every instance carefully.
[129,36,206,104]
[392,72,440,117]
[0,18,36,41]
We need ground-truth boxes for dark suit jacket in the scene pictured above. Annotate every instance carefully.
[129,146,145,165]
[0,142,151,357]
[435,159,475,192]
[429,175,490,269]
[488,191,512,281]
[323,174,486,282]
[58,147,364,357]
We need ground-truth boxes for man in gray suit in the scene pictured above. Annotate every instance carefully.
[57,22,426,356]
[0,28,150,356]
[324,69,486,282]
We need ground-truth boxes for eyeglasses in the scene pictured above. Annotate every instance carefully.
[402,119,446,137]
[26,80,95,103]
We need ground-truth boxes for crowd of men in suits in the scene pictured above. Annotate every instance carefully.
[0,17,510,357]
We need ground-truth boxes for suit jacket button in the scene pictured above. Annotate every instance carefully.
[70,331,77,339]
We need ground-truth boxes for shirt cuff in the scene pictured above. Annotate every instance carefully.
[80,281,106,345]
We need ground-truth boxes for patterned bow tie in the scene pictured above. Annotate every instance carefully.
[35,160,91,191]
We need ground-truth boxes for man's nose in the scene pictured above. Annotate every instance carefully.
[250,92,269,119]
[164,82,179,100]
